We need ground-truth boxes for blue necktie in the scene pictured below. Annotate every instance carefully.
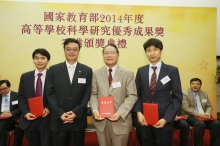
[4,94,9,111]
[35,73,43,96]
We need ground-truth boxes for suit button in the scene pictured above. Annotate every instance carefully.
[69,97,72,100]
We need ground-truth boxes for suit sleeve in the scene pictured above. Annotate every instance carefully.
[46,67,65,120]
[89,71,98,113]
[133,68,142,112]
[71,68,92,118]
[18,74,30,117]
[10,92,21,116]
[116,71,137,121]
[163,67,182,123]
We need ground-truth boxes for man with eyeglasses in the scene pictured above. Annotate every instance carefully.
[46,38,92,146]
[0,80,20,146]
[90,44,137,146]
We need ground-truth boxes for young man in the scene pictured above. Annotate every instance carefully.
[0,80,20,146]
[18,48,52,146]
[181,78,220,146]
[90,44,137,146]
[46,38,92,146]
[133,38,182,146]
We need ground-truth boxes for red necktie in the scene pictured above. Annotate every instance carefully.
[150,67,157,98]
[35,73,42,96]
[108,69,113,86]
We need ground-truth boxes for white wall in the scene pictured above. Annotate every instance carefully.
[6,0,220,55]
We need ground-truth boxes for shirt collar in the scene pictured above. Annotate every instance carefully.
[4,91,11,97]
[35,69,47,77]
[149,61,162,69]
[106,64,118,71]
[66,61,77,69]
[191,90,200,96]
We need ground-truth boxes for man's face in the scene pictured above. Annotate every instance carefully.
[0,83,10,95]
[145,45,162,65]
[64,42,80,63]
[190,81,201,93]
[33,53,49,70]
[103,46,119,68]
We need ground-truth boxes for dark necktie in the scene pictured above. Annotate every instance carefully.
[108,69,113,86]
[150,67,157,98]
[35,73,43,96]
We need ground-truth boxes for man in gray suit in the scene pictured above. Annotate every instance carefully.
[90,44,137,146]
[133,38,182,146]
[181,78,220,146]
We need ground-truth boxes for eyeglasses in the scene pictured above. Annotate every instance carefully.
[0,87,8,91]
[65,48,79,52]
[103,52,117,56]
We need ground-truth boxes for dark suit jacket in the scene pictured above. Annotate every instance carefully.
[133,62,182,124]
[0,91,20,118]
[18,70,51,130]
[46,61,92,132]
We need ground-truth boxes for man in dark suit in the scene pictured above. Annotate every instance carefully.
[18,48,52,146]
[0,80,20,146]
[181,78,220,146]
[133,38,182,146]
[46,38,92,146]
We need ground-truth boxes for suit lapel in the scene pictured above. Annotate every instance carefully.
[29,71,35,97]
[109,66,122,93]
[101,67,110,92]
[154,63,168,94]
[188,89,196,106]
[72,62,82,85]
[59,62,71,85]
[142,65,150,97]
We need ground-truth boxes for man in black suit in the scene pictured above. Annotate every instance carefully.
[0,80,20,146]
[18,48,52,146]
[46,38,92,146]
[133,38,182,146]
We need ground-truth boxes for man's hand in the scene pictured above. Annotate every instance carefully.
[25,113,37,120]
[108,113,120,122]
[199,113,210,119]
[137,112,147,126]
[42,108,50,117]
[1,110,12,117]
[153,118,167,128]
[60,113,73,124]
[93,110,104,121]
[174,116,179,121]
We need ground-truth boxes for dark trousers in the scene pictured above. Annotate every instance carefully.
[52,130,85,146]
[0,117,17,146]
[141,123,173,146]
[173,120,189,146]
[24,118,52,146]
[13,125,24,146]
[187,115,220,146]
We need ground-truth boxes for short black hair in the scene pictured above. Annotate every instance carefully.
[102,44,119,54]
[32,48,50,60]
[143,38,163,52]
[63,38,81,50]
[190,78,202,85]
[0,80,11,87]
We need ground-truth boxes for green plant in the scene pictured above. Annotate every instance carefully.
[216,65,220,85]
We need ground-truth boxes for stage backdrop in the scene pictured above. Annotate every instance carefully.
[0,1,217,116]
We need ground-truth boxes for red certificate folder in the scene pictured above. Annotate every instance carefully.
[178,115,186,120]
[143,103,159,125]
[99,96,114,118]
[28,96,44,117]
[195,116,216,121]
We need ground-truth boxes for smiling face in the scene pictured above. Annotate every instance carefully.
[145,45,162,65]
[190,81,201,93]
[0,83,10,95]
[103,46,119,68]
[64,42,80,64]
[33,53,49,72]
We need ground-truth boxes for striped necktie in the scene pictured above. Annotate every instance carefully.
[150,67,157,98]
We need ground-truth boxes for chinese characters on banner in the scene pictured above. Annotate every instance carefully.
[21,12,165,48]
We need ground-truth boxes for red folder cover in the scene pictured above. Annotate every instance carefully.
[143,103,159,125]
[99,96,114,118]
[0,116,10,120]
[28,96,44,117]
[178,115,186,120]
[195,116,216,121]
